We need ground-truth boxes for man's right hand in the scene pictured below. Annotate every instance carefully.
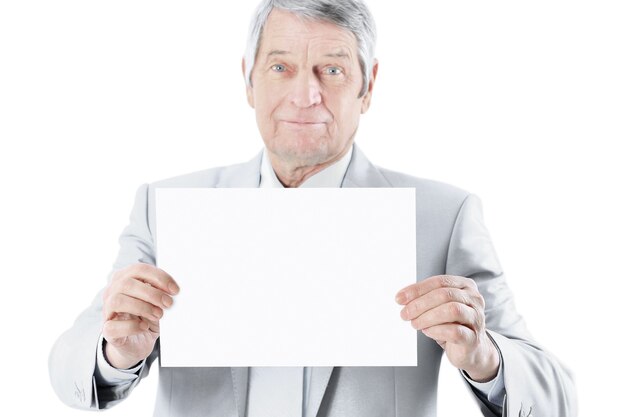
[102,263,179,369]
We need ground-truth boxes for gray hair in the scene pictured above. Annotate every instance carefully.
[244,0,377,98]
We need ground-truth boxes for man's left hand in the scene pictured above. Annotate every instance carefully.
[395,274,500,382]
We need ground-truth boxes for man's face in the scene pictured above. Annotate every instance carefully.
[246,9,377,167]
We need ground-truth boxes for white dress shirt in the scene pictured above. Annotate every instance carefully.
[94,144,505,412]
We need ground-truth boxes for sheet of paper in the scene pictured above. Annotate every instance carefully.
[156,188,417,367]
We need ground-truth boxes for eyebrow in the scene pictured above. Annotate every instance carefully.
[264,50,351,59]
[324,52,350,59]
[266,50,291,57]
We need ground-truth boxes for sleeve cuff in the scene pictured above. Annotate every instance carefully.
[461,332,506,407]
[462,332,506,406]
[94,334,145,385]
[463,361,505,404]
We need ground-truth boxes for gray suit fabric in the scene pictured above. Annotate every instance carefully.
[49,145,577,416]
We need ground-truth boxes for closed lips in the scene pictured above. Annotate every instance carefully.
[282,120,326,124]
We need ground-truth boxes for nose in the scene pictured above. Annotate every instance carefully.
[290,71,322,108]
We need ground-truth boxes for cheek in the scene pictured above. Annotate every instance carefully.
[330,97,362,131]
[252,80,278,110]
[254,88,282,128]
[254,88,273,116]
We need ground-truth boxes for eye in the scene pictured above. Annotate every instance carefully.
[271,64,286,72]
[324,66,343,75]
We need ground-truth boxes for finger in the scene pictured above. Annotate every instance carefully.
[144,318,160,334]
[422,323,476,345]
[396,275,475,305]
[400,287,481,321]
[410,302,478,331]
[113,277,174,310]
[102,318,149,340]
[104,293,163,322]
[115,263,180,296]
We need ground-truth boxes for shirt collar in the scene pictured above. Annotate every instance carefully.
[260,145,354,188]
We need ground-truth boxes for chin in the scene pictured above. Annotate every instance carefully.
[269,136,335,166]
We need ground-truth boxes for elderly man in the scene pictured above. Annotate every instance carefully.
[49,0,576,416]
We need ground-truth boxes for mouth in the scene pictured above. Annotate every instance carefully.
[280,120,326,126]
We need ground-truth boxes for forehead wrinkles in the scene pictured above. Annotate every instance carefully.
[260,35,356,65]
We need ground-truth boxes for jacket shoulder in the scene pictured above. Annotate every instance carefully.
[378,166,471,209]
[146,160,251,189]
[148,166,223,189]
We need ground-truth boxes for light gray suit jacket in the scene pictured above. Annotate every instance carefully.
[49,145,576,416]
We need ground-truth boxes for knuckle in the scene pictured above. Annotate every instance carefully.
[119,279,134,294]
[476,293,486,309]
[456,290,470,306]
[451,326,466,342]
[438,275,452,287]
[449,302,463,317]
[110,293,124,310]
[475,310,486,327]
[465,278,478,290]
[443,288,456,302]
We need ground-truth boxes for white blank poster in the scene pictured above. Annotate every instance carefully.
[156,188,417,367]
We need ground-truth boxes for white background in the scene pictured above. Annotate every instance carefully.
[1,1,624,415]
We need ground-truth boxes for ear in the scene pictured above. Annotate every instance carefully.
[242,58,255,109]
[360,59,379,114]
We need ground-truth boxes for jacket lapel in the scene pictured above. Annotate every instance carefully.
[215,150,264,188]
[305,367,335,417]
[230,367,249,417]
[342,144,392,188]
[227,144,389,417]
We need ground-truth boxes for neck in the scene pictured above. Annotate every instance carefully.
[268,141,353,188]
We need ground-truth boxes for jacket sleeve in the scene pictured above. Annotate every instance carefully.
[445,194,577,417]
[49,183,159,410]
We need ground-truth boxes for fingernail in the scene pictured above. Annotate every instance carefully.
[169,282,180,295]
[153,308,163,319]
[162,295,173,308]
[395,293,405,304]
